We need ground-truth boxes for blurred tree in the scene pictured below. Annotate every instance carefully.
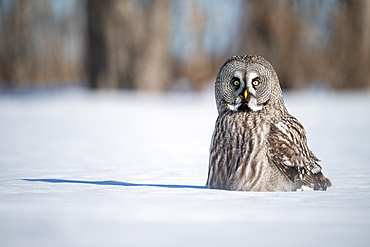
[0,0,36,86]
[238,0,310,88]
[238,0,370,89]
[184,0,212,91]
[86,0,172,90]
[135,0,172,91]
[0,0,85,88]
[328,0,370,88]
[1,0,369,91]
[86,0,112,88]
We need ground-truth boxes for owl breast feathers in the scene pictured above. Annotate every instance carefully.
[206,55,331,192]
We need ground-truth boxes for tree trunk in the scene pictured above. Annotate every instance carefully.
[86,0,172,90]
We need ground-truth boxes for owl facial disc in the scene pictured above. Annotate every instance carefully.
[225,70,245,111]
[246,72,263,111]
[228,72,263,112]
[215,56,276,113]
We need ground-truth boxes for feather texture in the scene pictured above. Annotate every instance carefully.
[206,55,331,192]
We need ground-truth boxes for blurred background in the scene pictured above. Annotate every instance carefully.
[0,0,369,92]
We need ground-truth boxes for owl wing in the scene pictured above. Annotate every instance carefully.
[268,115,331,191]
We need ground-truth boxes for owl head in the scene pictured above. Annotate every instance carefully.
[215,55,284,114]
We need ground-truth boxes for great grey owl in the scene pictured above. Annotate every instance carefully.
[206,55,331,192]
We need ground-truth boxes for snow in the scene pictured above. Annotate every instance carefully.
[1,88,370,247]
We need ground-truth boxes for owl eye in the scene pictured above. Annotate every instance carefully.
[231,77,240,88]
[252,79,260,86]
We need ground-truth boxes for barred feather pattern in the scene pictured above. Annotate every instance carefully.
[206,110,292,191]
[206,54,331,192]
[268,114,331,191]
[206,109,331,191]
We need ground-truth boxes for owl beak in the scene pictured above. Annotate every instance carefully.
[244,90,248,99]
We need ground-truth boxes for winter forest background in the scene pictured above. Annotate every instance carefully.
[1,0,370,91]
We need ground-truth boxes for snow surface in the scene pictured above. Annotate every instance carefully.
[1,88,370,247]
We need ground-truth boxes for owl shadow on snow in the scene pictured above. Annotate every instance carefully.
[23,179,205,189]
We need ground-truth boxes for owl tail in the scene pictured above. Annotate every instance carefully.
[325,178,332,188]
